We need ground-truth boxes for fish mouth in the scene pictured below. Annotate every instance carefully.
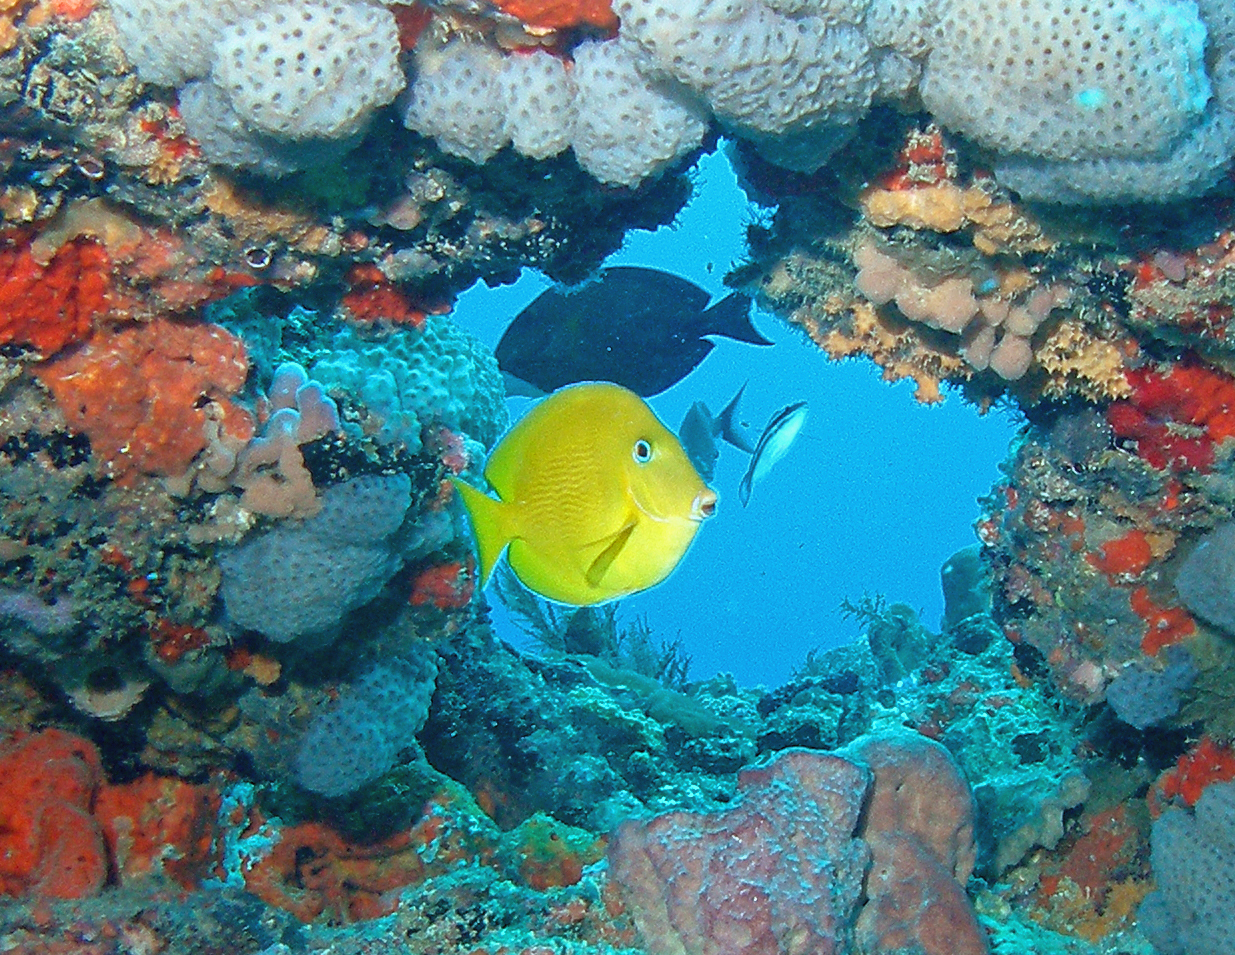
[691,489,718,521]
[631,488,718,524]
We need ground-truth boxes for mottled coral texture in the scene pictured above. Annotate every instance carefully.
[36,318,252,483]
[1107,360,1235,473]
[849,732,988,955]
[608,748,871,955]
[607,735,988,955]
[0,728,108,899]
[0,234,112,355]
[0,729,219,900]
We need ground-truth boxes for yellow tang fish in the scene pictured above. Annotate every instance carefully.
[452,382,718,606]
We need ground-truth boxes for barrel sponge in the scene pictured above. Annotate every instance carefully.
[921,0,1211,164]
[212,0,404,141]
[107,0,267,86]
[499,49,576,160]
[569,38,710,187]
[311,314,508,455]
[403,38,508,165]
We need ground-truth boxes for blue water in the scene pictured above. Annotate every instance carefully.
[455,146,1018,688]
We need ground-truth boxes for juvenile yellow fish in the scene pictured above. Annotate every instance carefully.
[452,382,718,605]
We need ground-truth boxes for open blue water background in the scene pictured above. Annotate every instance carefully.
[454,146,1018,688]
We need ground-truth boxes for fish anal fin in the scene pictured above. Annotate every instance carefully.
[585,522,636,589]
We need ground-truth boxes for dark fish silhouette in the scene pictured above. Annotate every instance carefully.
[496,266,772,397]
[679,384,755,482]
[739,401,808,506]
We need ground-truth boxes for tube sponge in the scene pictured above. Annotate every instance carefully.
[218,473,412,644]
[295,652,439,797]
[1140,780,1235,955]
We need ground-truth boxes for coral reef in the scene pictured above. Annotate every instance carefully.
[7,0,1235,953]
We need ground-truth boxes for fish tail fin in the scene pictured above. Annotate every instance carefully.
[716,382,755,454]
[702,292,772,346]
[451,478,512,587]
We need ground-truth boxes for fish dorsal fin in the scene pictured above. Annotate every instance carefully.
[585,521,637,589]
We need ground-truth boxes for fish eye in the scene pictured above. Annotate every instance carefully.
[633,438,653,463]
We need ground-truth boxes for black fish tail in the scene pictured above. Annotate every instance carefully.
[716,383,755,454]
[701,293,773,346]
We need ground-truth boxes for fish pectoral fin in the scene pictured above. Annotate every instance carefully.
[585,522,636,589]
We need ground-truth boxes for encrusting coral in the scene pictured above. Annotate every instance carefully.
[744,122,1144,407]
[0,729,219,899]
[35,318,253,484]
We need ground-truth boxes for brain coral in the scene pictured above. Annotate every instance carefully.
[570,38,711,187]
[927,0,1235,203]
[108,0,268,86]
[311,314,508,455]
[615,0,877,170]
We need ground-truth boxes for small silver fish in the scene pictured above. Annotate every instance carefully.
[678,384,755,482]
[739,401,808,506]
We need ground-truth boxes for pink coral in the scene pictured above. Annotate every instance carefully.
[607,749,871,955]
[848,732,988,955]
[607,736,989,955]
